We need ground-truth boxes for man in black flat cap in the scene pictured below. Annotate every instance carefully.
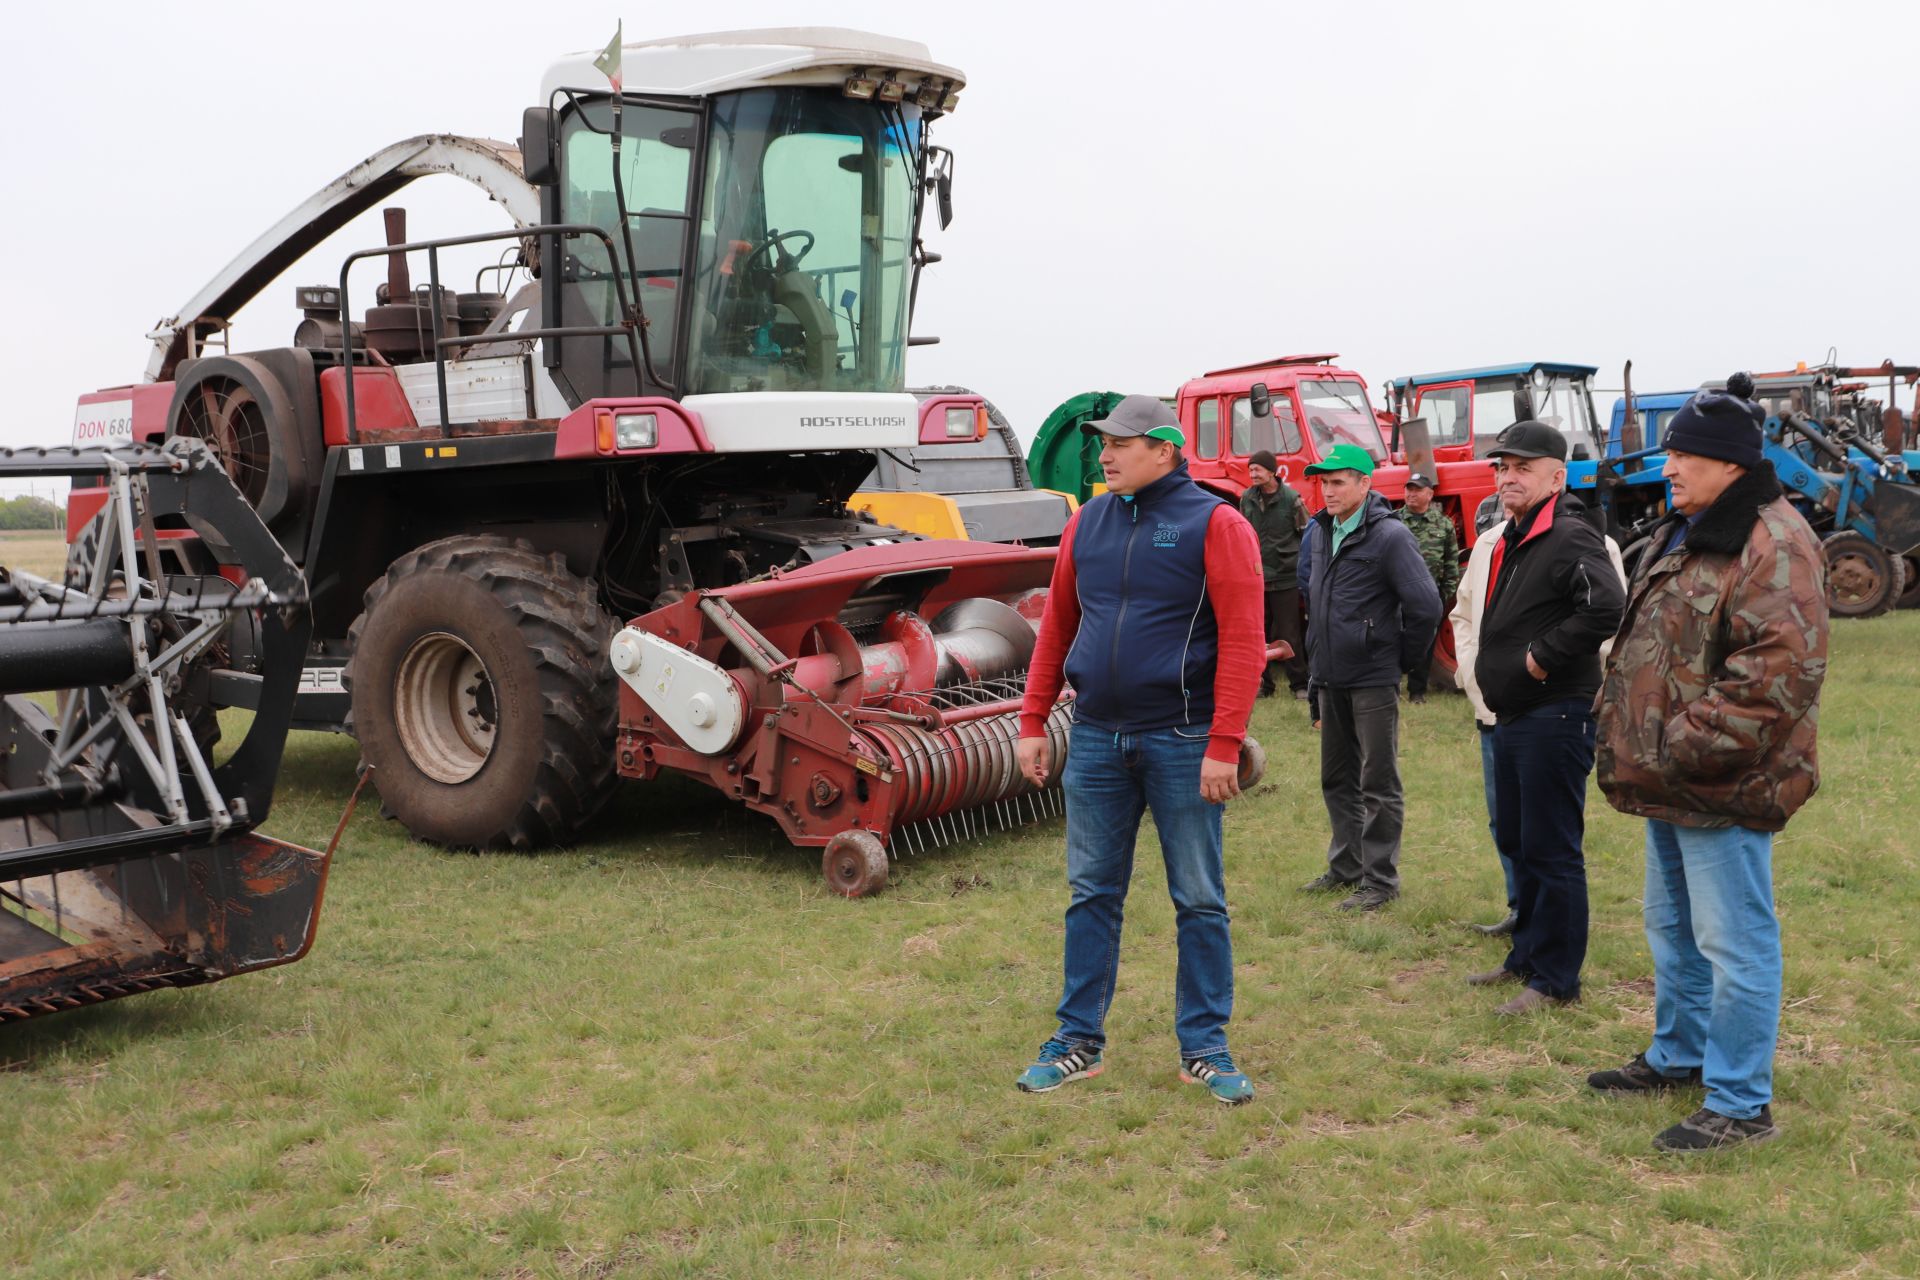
[1463,422,1624,1016]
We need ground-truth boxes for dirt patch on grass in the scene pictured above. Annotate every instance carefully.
[1391,961,1449,985]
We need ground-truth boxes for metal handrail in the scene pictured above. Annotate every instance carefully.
[336,223,647,442]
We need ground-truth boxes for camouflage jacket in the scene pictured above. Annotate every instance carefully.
[1394,507,1460,604]
[1595,463,1829,831]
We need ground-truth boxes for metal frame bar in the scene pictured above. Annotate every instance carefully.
[337,223,645,442]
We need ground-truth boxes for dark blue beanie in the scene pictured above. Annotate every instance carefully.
[1665,373,1765,468]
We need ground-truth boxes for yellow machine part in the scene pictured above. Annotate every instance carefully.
[850,490,971,540]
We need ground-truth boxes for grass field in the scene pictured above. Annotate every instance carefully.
[0,529,71,580]
[3,614,1918,1278]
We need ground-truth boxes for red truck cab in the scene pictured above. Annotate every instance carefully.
[1174,353,1406,509]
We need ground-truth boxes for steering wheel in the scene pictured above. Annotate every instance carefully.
[738,228,816,276]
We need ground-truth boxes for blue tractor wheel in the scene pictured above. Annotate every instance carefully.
[1822,531,1905,619]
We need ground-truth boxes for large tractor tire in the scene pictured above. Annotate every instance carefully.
[1898,554,1920,610]
[1822,530,1905,619]
[346,536,618,850]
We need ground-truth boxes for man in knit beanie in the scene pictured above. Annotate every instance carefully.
[1591,373,1829,1153]
[1240,450,1309,698]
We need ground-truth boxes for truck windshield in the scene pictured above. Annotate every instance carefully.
[686,88,921,395]
[1297,379,1386,458]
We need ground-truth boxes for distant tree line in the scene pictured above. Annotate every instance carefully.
[0,496,64,530]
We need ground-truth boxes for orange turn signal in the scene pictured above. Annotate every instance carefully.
[595,412,615,452]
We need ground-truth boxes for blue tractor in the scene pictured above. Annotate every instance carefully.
[1613,371,1920,616]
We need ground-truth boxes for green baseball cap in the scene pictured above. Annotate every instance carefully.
[1303,442,1376,476]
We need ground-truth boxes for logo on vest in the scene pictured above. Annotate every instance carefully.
[1152,521,1181,549]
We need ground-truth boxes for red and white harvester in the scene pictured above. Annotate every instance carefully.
[58,29,1187,895]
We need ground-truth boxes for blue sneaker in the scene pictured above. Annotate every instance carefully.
[1180,1051,1254,1105]
[1015,1038,1104,1093]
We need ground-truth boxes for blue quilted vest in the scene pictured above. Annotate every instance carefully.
[1064,461,1228,733]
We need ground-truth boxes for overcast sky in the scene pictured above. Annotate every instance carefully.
[4,0,1915,482]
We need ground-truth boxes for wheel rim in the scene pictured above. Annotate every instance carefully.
[1828,550,1887,608]
[393,632,498,783]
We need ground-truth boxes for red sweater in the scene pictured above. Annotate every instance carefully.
[1018,503,1266,764]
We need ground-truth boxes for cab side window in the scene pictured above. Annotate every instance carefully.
[1196,398,1220,458]
[1230,394,1302,457]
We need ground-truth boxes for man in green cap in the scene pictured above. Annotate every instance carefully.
[1295,443,1443,911]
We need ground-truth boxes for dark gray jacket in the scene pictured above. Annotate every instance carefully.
[1300,493,1444,689]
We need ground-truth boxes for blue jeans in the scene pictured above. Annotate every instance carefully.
[1056,722,1233,1058]
[1480,725,1517,909]
[1642,820,1781,1119]
[1492,699,1595,1000]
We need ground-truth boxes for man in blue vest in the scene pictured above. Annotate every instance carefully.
[1013,394,1267,1105]
[1297,443,1444,911]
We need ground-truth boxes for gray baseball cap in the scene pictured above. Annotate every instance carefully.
[1080,393,1186,448]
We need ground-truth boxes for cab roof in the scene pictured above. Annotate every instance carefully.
[539,27,964,105]
[1183,354,1367,396]
[1391,361,1598,390]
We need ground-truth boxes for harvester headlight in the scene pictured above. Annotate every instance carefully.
[945,407,975,439]
[877,78,906,103]
[844,73,879,100]
[615,413,657,449]
[941,90,961,113]
[915,82,944,110]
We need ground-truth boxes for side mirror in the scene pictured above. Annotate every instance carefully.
[520,107,559,186]
[1513,386,1535,422]
[1249,382,1272,419]
[926,146,955,229]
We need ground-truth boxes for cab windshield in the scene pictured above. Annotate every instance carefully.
[1472,372,1601,460]
[687,88,921,394]
[1296,379,1387,459]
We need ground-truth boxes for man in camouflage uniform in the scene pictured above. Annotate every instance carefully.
[1590,376,1829,1154]
[1393,473,1459,703]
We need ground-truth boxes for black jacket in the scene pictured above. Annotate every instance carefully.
[1300,493,1444,689]
[1474,490,1625,721]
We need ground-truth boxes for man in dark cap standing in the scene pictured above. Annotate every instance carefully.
[1464,422,1624,1015]
[1014,394,1267,1105]
[1590,376,1828,1153]
[1240,450,1309,699]
[1393,472,1459,704]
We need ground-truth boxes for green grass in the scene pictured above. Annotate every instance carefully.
[4,616,1919,1278]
